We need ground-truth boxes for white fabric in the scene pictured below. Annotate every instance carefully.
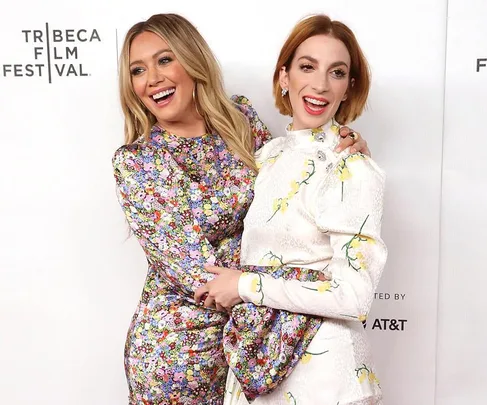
[224,120,388,405]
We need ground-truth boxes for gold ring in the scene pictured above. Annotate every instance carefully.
[348,131,358,140]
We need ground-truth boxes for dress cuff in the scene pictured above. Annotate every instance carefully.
[238,272,263,305]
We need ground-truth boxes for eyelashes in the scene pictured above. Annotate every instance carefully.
[299,64,348,78]
[130,55,174,76]
[299,64,314,72]
[130,67,144,76]
[331,69,347,78]
[158,56,173,65]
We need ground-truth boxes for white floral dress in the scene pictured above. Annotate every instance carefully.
[224,120,387,405]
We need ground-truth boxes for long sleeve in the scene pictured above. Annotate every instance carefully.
[231,94,272,150]
[238,153,387,322]
[112,144,221,300]
[113,96,270,302]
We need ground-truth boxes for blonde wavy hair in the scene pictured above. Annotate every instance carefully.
[119,13,256,171]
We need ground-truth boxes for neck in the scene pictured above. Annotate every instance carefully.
[290,119,332,131]
[158,112,206,138]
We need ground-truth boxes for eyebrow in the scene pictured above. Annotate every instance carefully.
[129,48,173,67]
[297,55,349,69]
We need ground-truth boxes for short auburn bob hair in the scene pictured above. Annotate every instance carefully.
[273,14,370,125]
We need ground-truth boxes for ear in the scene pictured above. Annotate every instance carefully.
[342,77,355,101]
[279,66,289,92]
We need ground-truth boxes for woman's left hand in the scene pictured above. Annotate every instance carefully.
[335,126,371,157]
[194,265,243,311]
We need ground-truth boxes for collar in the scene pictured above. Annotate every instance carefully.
[284,118,341,150]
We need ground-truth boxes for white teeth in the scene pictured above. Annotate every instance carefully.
[152,88,175,101]
[304,97,327,106]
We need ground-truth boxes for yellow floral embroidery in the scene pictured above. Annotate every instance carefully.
[258,150,283,169]
[301,349,329,364]
[342,215,373,271]
[362,236,376,244]
[310,127,321,142]
[350,238,360,249]
[226,386,242,399]
[260,251,284,267]
[335,152,366,201]
[356,252,366,270]
[369,372,379,384]
[268,159,316,222]
[250,277,259,293]
[338,166,351,182]
[356,365,381,387]
[289,180,300,195]
[301,353,312,364]
[358,314,367,322]
[284,392,297,404]
[337,313,368,323]
[350,154,363,162]
[317,281,332,293]
[250,273,265,305]
[302,279,339,293]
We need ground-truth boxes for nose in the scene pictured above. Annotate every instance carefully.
[147,66,164,87]
[312,72,329,93]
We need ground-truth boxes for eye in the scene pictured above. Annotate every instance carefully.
[130,67,144,76]
[158,56,173,65]
[331,69,347,78]
[300,64,314,72]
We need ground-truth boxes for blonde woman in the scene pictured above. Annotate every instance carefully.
[113,13,370,405]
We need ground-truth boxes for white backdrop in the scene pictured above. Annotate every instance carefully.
[436,1,487,404]
[0,0,475,404]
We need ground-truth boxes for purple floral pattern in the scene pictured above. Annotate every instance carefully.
[112,96,270,405]
[223,266,323,400]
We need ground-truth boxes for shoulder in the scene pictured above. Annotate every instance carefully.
[231,94,272,149]
[335,152,386,188]
[230,94,262,126]
[254,137,286,165]
[112,141,166,180]
[112,143,144,173]
[230,94,254,113]
[317,152,386,236]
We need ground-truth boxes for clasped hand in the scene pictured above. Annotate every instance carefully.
[194,265,243,312]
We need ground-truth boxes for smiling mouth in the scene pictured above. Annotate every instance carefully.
[151,88,175,104]
[303,96,329,109]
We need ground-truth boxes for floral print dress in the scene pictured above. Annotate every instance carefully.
[224,120,388,405]
[112,96,270,405]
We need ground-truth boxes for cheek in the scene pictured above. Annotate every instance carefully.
[289,72,306,92]
[176,70,195,102]
[335,81,350,101]
[289,75,307,106]
[179,70,194,88]
[131,77,146,99]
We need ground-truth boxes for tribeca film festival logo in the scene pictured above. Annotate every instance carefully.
[2,23,101,83]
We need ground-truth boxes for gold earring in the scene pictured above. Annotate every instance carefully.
[193,86,203,117]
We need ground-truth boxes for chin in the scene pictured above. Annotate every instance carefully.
[301,118,328,129]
